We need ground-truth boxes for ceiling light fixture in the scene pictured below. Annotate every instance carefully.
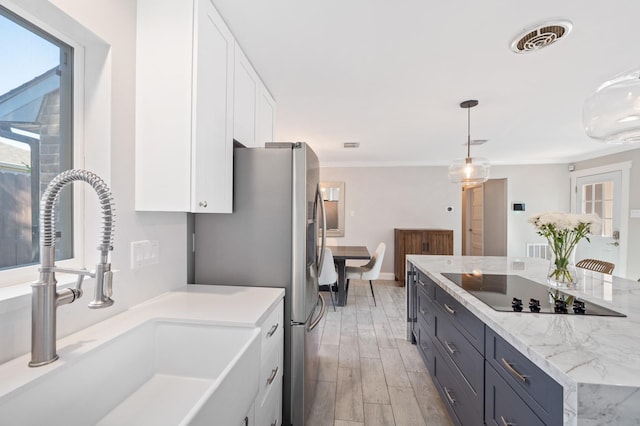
[583,67,640,144]
[448,100,490,186]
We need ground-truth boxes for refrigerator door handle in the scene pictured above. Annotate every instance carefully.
[316,184,327,273]
[308,294,326,331]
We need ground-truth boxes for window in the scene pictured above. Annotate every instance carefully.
[581,181,614,237]
[0,6,73,273]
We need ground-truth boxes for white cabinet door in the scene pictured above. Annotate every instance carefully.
[233,44,276,148]
[233,44,259,147]
[256,88,276,146]
[135,0,233,213]
[192,0,234,213]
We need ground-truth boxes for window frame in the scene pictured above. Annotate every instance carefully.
[0,2,86,288]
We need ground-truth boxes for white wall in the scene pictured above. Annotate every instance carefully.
[0,0,187,363]
[321,164,570,278]
[489,164,571,257]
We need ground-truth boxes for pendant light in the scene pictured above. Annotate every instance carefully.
[583,67,640,143]
[448,100,490,186]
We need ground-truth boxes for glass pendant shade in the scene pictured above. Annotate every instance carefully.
[448,99,490,185]
[448,157,490,186]
[584,67,640,143]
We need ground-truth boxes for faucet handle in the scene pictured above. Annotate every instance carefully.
[104,270,113,298]
[88,265,114,309]
[74,274,85,298]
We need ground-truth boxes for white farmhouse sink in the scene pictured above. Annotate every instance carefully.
[0,320,261,426]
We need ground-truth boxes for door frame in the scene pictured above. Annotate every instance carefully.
[570,161,631,277]
[462,179,508,256]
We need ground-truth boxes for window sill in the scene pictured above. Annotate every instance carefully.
[0,275,77,314]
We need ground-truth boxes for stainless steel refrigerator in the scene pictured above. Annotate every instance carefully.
[191,142,327,426]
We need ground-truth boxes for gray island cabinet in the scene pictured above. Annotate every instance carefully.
[406,255,640,426]
[410,265,562,425]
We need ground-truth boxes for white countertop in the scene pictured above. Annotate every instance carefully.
[0,284,285,399]
[407,255,640,425]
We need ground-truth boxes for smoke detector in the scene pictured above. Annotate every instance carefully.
[510,20,573,53]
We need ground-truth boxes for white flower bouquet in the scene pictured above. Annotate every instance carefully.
[528,211,601,285]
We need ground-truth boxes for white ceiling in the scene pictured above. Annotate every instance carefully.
[211,0,640,166]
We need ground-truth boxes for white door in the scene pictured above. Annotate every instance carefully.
[571,162,631,277]
[469,185,484,256]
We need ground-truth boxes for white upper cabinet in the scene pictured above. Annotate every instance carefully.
[135,0,234,213]
[257,87,276,146]
[233,43,277,148]
[233,45,259,147]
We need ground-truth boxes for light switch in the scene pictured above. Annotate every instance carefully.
[130,240,160,269]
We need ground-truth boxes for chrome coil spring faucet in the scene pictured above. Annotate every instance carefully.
[30,169,116,367]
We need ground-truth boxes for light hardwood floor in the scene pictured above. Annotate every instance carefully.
[308,279,454,426]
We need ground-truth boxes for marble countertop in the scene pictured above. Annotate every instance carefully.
[407,255,640,425]
[0,284,285,398]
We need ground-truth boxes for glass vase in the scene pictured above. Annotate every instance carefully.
[547,249,577,288]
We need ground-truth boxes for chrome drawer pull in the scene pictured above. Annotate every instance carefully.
[500,415,516,426]
[444,387,456,405]
[443,303,456,315]
[267,366,279,385]
[444,340,457,355]
[501,357,528,382]
[420,342,429,351]
[267,323,279,337]
[419,307,427,315]
[418,279,426,287]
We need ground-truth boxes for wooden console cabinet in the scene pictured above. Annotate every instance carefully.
[394,229,453,282]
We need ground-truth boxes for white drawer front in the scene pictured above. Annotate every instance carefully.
[255,374,282,426]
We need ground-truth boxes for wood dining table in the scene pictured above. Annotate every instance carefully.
[326,245,371,306]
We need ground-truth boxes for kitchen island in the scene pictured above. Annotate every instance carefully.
[406,255,640,425]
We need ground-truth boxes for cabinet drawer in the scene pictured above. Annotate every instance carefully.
[417,284,435,331]
[416,271,436,299]
[435,310,483,398]
[260,300,284,349]
[415,317,434,373]
[255,372,282,426]
[259,332,283,402]
[486,329,562,426]
[435,286,484,352]
[240,403,254,426]
[433,344,484,426]
[485,362,545,426]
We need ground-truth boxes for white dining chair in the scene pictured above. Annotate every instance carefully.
[345,242,385,306]
[318,248,338,311]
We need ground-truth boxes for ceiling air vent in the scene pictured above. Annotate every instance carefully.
[510,20,573,53]
[343,142,360,148]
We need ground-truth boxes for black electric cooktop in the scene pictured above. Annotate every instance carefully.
[442,273,626,317]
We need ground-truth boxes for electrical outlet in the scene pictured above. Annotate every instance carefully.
[131,241,147,269]
[130,240,160,269]
[149,240,160,265]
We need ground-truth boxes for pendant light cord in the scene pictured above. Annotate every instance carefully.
[467,106,471,159]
